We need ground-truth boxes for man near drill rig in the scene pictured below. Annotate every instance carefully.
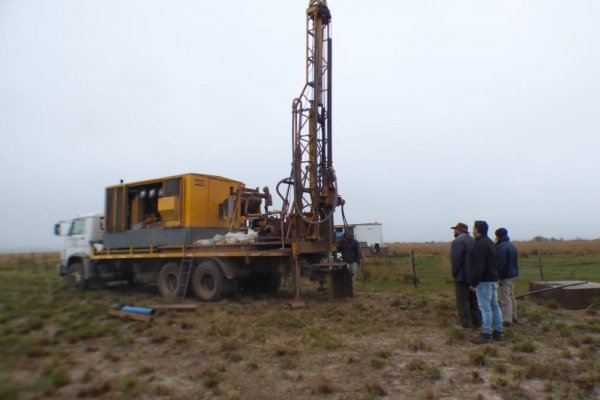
[337,232,362,289]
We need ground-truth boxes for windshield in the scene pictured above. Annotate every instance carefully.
[69,218,85,236]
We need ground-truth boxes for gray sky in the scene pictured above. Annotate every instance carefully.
[1,0,599,251]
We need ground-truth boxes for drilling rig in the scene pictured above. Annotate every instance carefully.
[278,0,351,300]
[55,0,352,302]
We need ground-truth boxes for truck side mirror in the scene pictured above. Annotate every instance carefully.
[54,223,61,236]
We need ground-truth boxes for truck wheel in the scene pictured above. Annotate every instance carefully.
[67,262,88,290]
[192,260,225,301]
[158,262,184,299]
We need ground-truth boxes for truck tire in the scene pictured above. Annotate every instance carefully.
[192,260,225,301]
[67,262,88,291]
[158,262,184,299]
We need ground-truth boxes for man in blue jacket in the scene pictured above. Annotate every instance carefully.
[469,220,503,344]
[450,222,481,329]
[495,228,519,326]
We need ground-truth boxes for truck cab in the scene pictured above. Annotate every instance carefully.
[55,213,104,287]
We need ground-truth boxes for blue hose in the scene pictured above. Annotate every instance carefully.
[121,305,155,315]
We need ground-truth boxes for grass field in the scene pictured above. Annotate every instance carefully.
[0,243,599,399]
[361,240,600,295]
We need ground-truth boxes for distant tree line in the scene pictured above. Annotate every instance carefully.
[530,236,591,242]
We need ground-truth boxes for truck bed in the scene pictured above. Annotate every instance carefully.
[90,241,290,260]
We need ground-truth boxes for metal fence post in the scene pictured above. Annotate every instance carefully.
[411,249,418,290]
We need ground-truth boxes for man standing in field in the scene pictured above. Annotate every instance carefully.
[337,231,362,289]
[495,228,519,326]
[450,222,481,329]
[470,220,503,344]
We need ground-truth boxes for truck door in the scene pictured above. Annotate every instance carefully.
[64,217,89,261]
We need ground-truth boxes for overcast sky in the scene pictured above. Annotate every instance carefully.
[1,0,599,251]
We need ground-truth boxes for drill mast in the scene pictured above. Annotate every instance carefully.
[288,0,336,243]
[275,0,350,302]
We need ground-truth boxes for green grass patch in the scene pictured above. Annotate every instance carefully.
[305,328,341,350]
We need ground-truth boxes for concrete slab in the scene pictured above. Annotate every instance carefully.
[528,280,600,310]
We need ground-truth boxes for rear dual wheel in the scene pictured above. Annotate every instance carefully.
[157,262,185,299]
[192,260,226,301]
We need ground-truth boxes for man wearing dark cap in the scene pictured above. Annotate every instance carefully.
[495,228,519,326]
[450,222,481,329]
[470,220,503,344]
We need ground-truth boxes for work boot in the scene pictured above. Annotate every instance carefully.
[472,333,492,345]
[492,330,504,342]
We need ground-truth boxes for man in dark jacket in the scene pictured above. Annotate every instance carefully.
[450,222,481,329]
[495,228,519,326]
[337,232,362,288]
[469,220,503,344]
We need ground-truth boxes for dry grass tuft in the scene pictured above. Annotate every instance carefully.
[311,378,336,395]
[470,370,483,383]
[374,349,392,359]
[481,345,499,357]
[445,326,467,344]
[280,356,297,370]
[420,387,436,400]
[200,368,223,390]
[365,382,387,396]
[406,337,431,352]
[77,381,112,397]
[512,340,536,353]
[370,358,385,369]
[469,351,487,367]
[493,362,507,374]
[406,358,426,371]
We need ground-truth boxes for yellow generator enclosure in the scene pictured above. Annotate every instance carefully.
[103,173,245,248]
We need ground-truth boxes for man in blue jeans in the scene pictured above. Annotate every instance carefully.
[469,220,503,344]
